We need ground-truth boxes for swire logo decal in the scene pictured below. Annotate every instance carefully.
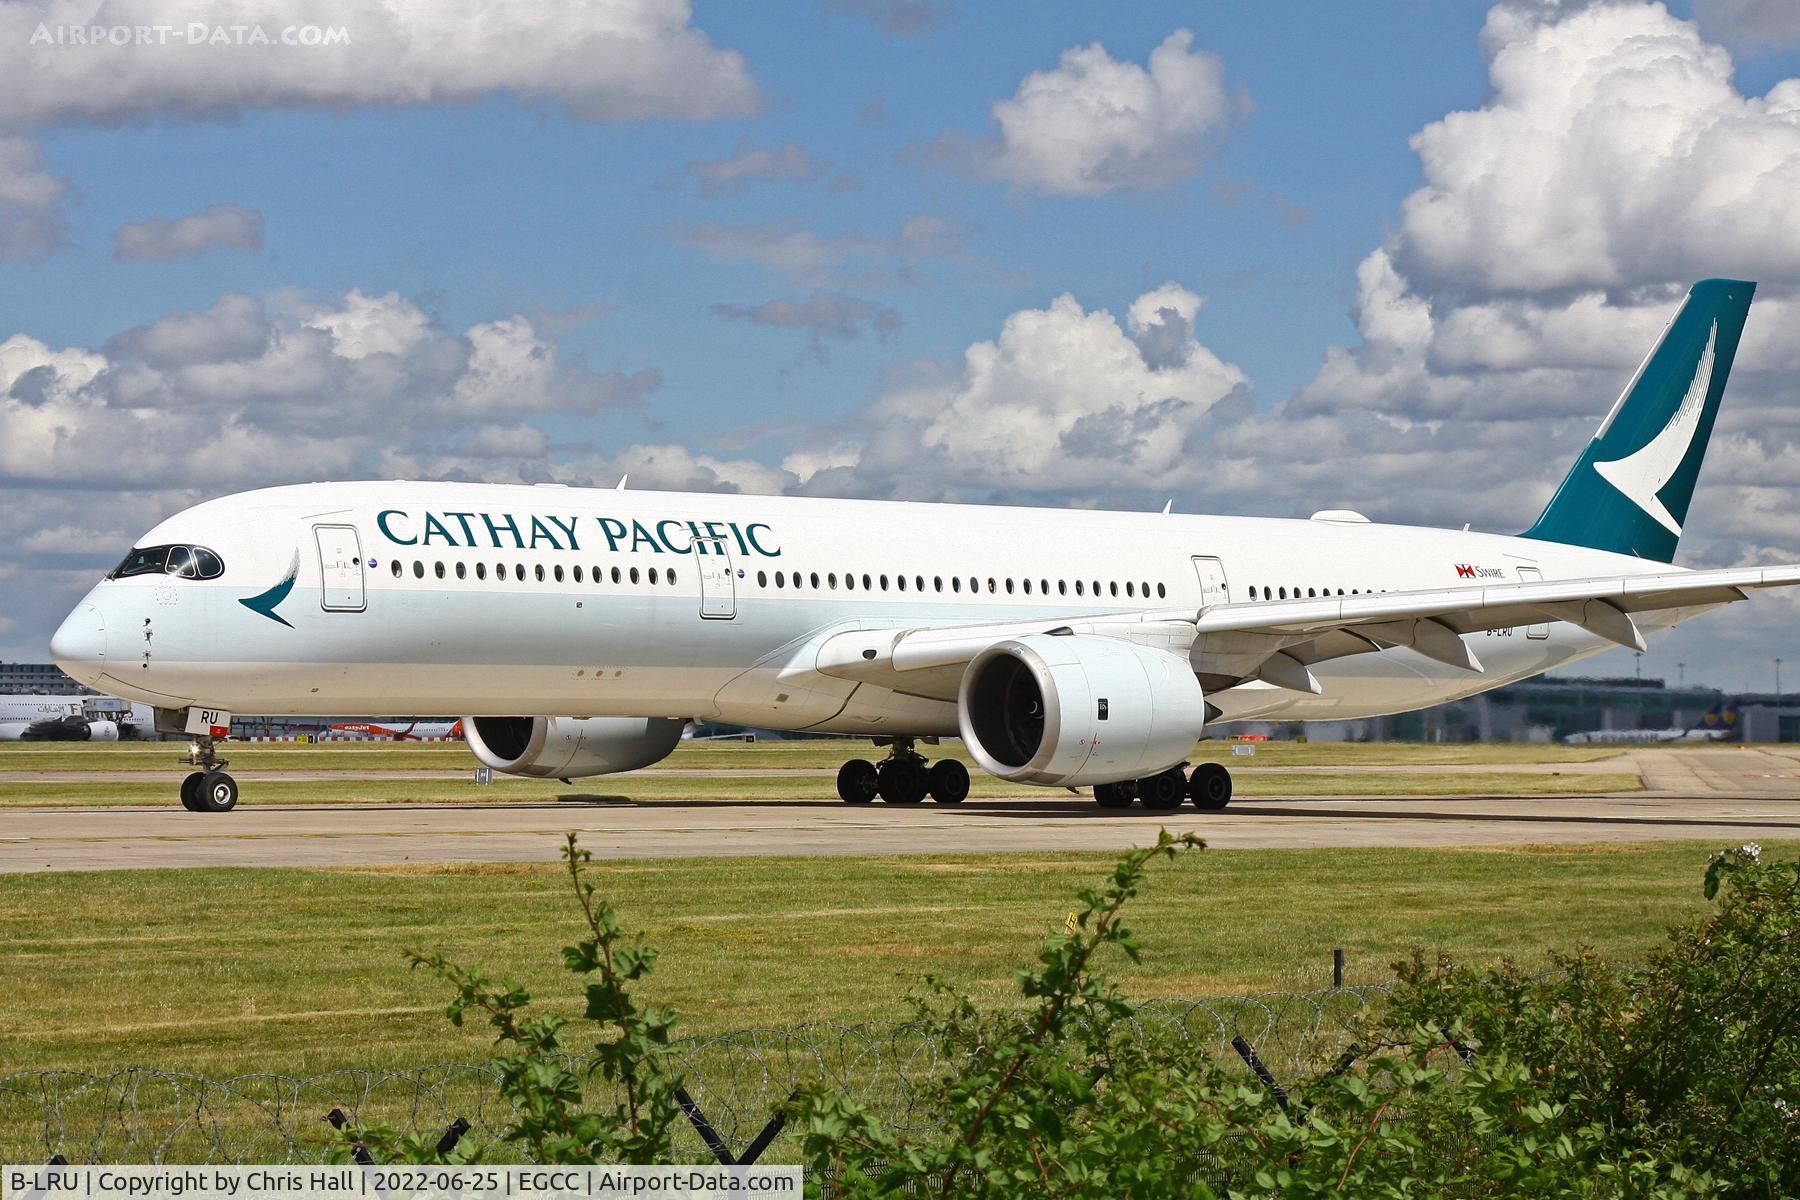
[1455,564,1477,578]
[374,509,781,558]
[240,552,299,628]
[1454,564,1507,580]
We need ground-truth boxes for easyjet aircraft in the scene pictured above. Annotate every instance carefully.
[51,280,1798,812]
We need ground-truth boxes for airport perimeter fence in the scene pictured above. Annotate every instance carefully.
[1,984,1391,1166]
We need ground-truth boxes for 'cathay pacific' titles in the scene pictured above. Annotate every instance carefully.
[374,510,780,557]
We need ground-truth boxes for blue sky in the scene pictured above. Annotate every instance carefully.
[3,0,1800,694]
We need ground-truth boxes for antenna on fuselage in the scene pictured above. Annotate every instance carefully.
[1161,499,1173,514]
[616,475,629,491]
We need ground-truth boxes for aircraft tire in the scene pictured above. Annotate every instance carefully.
[1139,767,1187,811]
[877,757,928,804]
[1093,782,1135,809]
[1190,763,1233,810]
[836,759,878,804]
[927,759,970,804]
[179,771,206,812]
[195,771,239,813]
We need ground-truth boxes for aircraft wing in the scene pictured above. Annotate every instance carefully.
[809,563,1800,699]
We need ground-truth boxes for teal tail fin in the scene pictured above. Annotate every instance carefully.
[1522,278,1755,562]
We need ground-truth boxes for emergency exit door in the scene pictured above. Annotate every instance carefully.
[1517,566,1549,639]
[315,525,366,612]
[1191,556,1230,608]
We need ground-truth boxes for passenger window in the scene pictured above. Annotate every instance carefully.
[435,562,446,579]
[775,571,785,588]
[1157,583,1165,599]
[863,573,872,590]
[612,567,622,583]
[987,578,997,593]
[630,567,640,584]
[391,560,403,578]
[758,570,768,587]
[951,577,961,593]
[896,575,906,592]
[810,572,820,588]
[1110,581,1119,597]
[515,565,526,582]
[916,576,925,592]
[649,567,659,584]
[1022,579,1031,595]
[1075,580,1084,596]
[1059,580,1067,595]
[934,576,943,592]
[1126,582,1134,597]
[413,561,425,579]
[455,562,467,580]
[476,562,487,580]
[829,573,839,589]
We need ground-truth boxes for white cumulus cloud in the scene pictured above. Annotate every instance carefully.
[983,30,1234,196]
[0,0,757,126]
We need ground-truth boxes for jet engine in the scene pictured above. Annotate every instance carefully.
[957,634,1206,787]
[463,716,684,779]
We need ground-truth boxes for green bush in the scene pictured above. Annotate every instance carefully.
[344,836,1799,1199]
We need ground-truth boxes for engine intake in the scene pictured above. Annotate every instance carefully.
[958,634,1206,787]
[464,715,684,779]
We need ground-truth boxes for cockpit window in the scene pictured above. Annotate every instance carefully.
[110,544,225,580]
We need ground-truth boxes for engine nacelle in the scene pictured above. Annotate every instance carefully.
[464,716,684,779]
[957,634,1207,787]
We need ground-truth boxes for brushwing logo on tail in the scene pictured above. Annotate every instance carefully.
[1592,321,1717,535]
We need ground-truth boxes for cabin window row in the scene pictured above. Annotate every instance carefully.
[750,570,1167,600]
[1247,585,1389,600]
[391,559,679,587]
[385,556,1169,602]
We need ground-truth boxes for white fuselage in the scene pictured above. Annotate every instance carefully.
[50,481,1706,736]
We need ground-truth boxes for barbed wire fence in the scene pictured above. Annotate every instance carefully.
[0,985,1391,1166]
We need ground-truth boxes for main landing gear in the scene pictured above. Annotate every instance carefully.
[836,737,970,805]
[1093,762,1233,813]
[177,734,239,813]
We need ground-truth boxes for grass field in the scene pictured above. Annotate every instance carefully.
[0,738,1634,806]
[0,738,1624,774]
[0,839,1777,1078]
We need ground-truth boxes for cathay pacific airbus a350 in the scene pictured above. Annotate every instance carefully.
[50,279,1800,812]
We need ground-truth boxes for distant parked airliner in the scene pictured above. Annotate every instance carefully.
[51,280,1797,813]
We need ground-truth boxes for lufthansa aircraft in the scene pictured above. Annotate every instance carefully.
[50,280,1800,812]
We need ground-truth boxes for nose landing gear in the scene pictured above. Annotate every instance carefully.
[177,735,238,813]
[835,737,970,805]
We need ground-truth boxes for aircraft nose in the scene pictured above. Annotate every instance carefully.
[50,602,107,686]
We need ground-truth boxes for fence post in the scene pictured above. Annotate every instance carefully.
[1231,1035,1290,1110]
[674,1087,736,1165]
[1333,948,1345,989]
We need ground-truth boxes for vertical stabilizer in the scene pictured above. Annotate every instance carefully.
[1522,279,1754,562]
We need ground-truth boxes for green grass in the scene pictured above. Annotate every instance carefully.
[0,769,1638,806]
[0,840,1774,1078]
[0,738,1623,775]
